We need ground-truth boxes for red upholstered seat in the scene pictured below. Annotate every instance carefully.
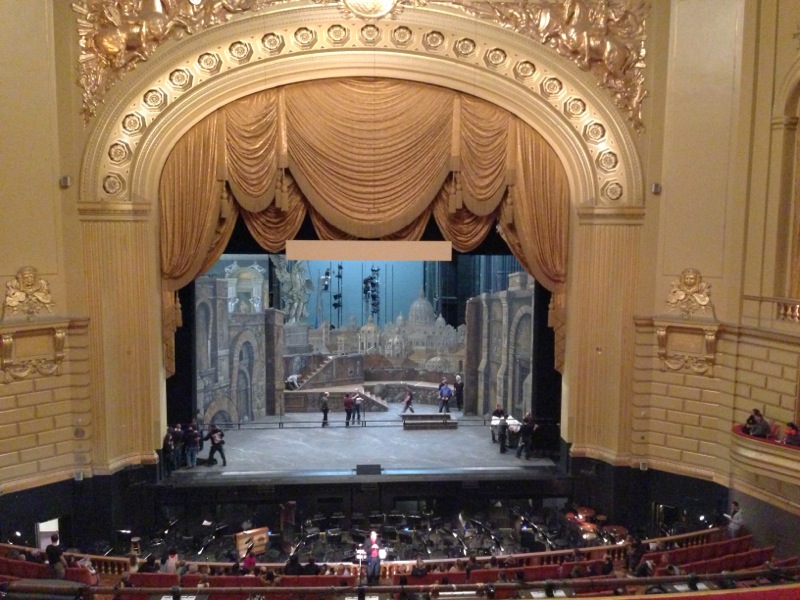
[128,572,180,587]
[65,566,98,585]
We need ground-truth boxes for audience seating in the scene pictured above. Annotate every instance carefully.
[0,557,52,580]
[641,535,753,569]
[393,571,467,585]
[278,574,357,587]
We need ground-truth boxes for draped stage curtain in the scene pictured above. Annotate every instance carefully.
[159,78,570,376]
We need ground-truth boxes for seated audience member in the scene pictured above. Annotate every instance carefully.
[284,554,303,575]
[242,549,257,571]
[747,412,770,438]
[115,572,133,589]
[465,555,481,579]
[449,558,465,572]
[197,574,210,588]
[138,555,159,573]
[303,556,321,575]
[634,559,655,578]
[783,422,800,446]
[410,558,428,578]
[742,408,762,434]
[601,553,614,575]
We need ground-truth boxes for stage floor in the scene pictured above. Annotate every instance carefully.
[164,404,563,487]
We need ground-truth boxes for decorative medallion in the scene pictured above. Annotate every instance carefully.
[262,33,286,54]
[454,38,477,58]
[327,24,350,45]
[197,52,222,74]
[584,121,607,143]
[565,97,586,117]
[103,173,125,195]
[294,27,318,49]
[360,24,382,45]
[596,150,619,172]
[168,69,193,90]
[108,142,132,165]
[228,41,253,64]
[484,48,508,68]
[513,61,536,81]
[423,31,445,51]
[541,77,564,97]
[121,113,144,135]
[391,26,414,47]
[602,181,623,202]
[143,88,167,111]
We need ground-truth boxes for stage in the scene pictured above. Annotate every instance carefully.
[163,404,565,488]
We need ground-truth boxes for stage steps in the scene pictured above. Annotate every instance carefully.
[401,413,458,430]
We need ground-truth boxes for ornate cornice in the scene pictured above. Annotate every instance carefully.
[72,0,648,128]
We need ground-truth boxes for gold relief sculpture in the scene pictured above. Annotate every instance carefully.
[73,1,647,128]
[656,267,718,376]
[666,267,714,319]
[0,326,67,383]
[444,0,648,129]
[72,0,292,120]
[3,266,55,321]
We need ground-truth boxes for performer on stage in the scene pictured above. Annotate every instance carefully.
[366,530,381,585]
[402,385,415,413]
[320,392,330,427]
[454,375,464,411]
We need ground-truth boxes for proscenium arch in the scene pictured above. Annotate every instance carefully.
[83,6,643,210]
[78,5,645,438]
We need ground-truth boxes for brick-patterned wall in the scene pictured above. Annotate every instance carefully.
[633,319,800,511]
[0,320,91,494]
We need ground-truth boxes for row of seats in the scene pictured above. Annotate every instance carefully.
[641,535,752,567]
[0,557,96,585]
[654,546,774,576]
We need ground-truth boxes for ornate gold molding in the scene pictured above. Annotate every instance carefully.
[2,266,55,321]
[72,1,648,128]
[0,319,69,383]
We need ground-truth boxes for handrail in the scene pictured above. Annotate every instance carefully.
[0,528,727,579]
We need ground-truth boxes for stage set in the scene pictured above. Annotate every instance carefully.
[146,395,572,565]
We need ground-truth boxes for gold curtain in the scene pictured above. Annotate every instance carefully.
[159,78,571,373]
[160,113,225,292]
[284,78,453,238]
[223,90,279,212]
[498,121,570,369]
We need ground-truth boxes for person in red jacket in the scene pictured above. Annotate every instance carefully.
[343,393,355,427]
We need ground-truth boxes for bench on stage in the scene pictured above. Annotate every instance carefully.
[401,413,458,431]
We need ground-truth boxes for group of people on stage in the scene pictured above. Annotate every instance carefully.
[317,377,467,424]
[491,404,549,458]
[161,417,226,475]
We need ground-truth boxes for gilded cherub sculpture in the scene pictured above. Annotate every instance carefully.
[666,267,713,319]
[4,266,55,320]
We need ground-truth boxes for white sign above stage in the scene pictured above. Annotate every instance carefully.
[286,241,452,262]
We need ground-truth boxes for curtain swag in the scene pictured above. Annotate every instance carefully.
[159,78,570,375]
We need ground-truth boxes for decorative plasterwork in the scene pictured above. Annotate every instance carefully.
[655,268,718,375]
[0,320,69,383]
[72,0,647,128]
[80,4,643,218]
[2,266,55,321]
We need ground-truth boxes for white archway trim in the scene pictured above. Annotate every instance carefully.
[79,5,643,216]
